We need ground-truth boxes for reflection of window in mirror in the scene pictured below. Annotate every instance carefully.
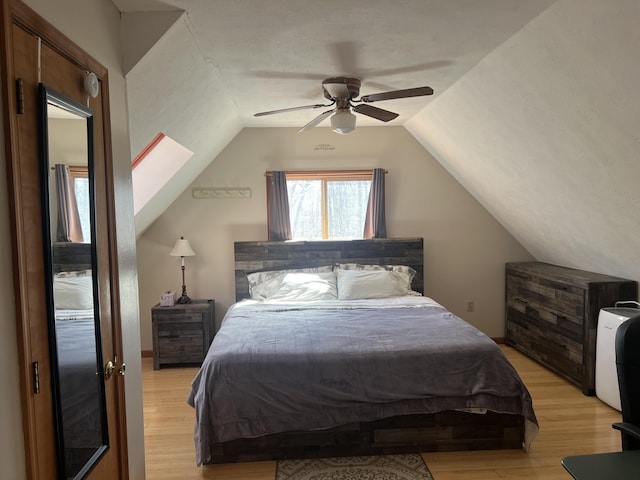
[68,166,90,242]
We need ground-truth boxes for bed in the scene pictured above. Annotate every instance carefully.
[188,238,538,464]
[51,242,105,473]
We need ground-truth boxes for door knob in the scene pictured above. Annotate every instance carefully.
[104,360,115,379]
[105,356,125,379]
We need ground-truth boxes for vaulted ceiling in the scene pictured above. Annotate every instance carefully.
[114,0,640,283]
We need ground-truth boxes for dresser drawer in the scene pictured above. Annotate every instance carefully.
[507,274,584,341]
[506,307,583,383]
[507,272,585,319]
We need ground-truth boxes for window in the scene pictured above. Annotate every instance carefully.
[131,132,193,214]
[270,170,373,240]
[68,166,91,242]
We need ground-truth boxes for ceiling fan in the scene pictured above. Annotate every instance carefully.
[254,77,434,135]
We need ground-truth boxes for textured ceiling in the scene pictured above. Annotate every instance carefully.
[114,0,556,130]
[112,0,558,235]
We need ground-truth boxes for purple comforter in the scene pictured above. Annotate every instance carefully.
[187,298,538,465]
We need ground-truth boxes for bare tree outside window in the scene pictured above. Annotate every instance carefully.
[288,179,323,239]
[326,180,370,239]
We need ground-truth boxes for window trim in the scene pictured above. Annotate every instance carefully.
[267,169,376,180]
[68,165,88,179]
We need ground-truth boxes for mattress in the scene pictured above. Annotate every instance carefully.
[187,297,538,465]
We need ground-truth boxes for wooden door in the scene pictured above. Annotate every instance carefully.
[1,1,128,478]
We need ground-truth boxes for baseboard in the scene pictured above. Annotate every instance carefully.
[492,337,506,344]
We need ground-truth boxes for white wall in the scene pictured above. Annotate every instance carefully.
[407,0,640,285]
[125,11,243,236]
[0,1,146,478]
[136,126,533,351]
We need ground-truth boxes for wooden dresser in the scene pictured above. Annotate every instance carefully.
[505,262,637,395]
[151,299,215,369]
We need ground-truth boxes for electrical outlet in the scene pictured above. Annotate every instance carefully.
[467,301,475,312]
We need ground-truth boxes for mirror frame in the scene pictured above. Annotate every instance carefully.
[38,83,109,480]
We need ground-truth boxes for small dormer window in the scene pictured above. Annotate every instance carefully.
[131,132,193,214]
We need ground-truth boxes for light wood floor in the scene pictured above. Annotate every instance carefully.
[142,346,623,479]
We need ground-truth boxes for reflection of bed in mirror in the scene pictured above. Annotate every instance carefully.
[188,238,539,465]
[52,241,103,473]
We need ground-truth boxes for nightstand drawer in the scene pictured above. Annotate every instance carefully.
[151,299,215,369]
[156,315,204,336]
[157,334,204,363]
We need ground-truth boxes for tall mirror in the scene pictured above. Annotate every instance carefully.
[38,84,109,479]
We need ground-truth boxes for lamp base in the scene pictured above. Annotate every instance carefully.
[176,284,191,304]
[176,294,192,304]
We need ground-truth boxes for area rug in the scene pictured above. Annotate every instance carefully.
[276,454,434,480]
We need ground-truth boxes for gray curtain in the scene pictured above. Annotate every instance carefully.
[363,168,387,238]
[268,171,292,241]
[55,164,84,242]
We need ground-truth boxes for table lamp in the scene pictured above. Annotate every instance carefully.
[169,236,196,304]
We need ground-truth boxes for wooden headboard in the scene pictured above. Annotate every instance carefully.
[234,238,424,301]
[52,242,92,273]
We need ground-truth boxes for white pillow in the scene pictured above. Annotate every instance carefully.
[335,263,416,287]
[267,272,338,301]
[337,269,411,300]
[247,265,334,300]
[54,270,94,310]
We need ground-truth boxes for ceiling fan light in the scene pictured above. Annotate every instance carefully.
[331,110,356,135]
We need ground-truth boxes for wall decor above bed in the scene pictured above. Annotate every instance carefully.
[192,187,252,199]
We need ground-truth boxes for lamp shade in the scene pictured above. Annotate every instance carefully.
[331,109,356,135]
[169,236,196,257]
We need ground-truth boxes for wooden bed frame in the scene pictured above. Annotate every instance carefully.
[52,241,92,273]
[234,237,425,301]
[206,237,525,463]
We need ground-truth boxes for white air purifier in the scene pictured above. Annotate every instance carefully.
[595,302,640,410]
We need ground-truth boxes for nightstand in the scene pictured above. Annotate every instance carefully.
[151,299,215,369]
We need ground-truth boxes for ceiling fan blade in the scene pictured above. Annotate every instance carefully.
[297,109,335,133]
[352,104,398,122]
[359,86,434,103]
[254,103,332,117]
